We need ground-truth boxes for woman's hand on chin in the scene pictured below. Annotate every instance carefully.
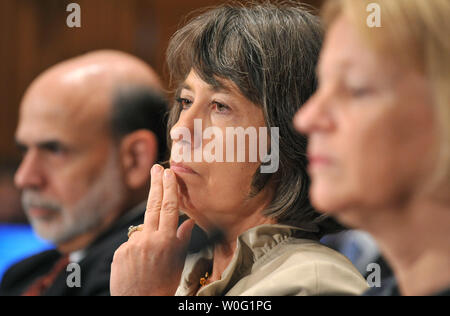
[110,164,195,296]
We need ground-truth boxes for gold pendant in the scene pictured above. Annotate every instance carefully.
[199,272,209,286]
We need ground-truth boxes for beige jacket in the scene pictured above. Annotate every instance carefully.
[175,224,368,296]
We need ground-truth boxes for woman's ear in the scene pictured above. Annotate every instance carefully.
[119,130,158,189]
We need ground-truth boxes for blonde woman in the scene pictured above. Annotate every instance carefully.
[295,0,450,296]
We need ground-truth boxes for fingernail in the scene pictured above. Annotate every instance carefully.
[152,165,162,176]
[164,169,173,179]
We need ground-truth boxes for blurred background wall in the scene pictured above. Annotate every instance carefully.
[0,0,334,282]
[0,0,323,164]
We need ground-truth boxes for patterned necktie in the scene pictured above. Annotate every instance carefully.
[22,255,70,296]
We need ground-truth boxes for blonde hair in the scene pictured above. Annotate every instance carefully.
[322,0,450,191]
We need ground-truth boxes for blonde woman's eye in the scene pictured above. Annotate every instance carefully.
[345,82,375,98]
[351,87,371,97]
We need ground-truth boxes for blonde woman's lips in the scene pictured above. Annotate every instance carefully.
[308,154,333,173]
[309,155,331,165]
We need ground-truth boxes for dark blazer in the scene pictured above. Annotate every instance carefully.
[0,203,208,296]
[0,204,145,296]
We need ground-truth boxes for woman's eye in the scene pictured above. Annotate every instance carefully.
[176,98,192,110]
[348,86,373,98]
[212,102,231,114]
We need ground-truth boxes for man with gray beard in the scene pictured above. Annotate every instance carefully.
[0,50,169,296]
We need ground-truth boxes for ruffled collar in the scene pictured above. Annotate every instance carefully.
[175,223,319,296]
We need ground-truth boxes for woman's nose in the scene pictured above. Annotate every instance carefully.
[171,107,204,150]
[294,91,335,135]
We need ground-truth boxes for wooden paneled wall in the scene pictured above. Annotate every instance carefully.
[0,0,323,163]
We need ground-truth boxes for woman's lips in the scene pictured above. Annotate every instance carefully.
[309,155,331,165]
[308,155,333,170]
[170,161,197,174]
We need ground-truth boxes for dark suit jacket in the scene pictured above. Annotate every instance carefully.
[0,203,209,296]
[0,204,146,296]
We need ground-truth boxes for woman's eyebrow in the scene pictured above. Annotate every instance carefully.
[179,81,234,95]
[212,85,232,94]
[211,79,234,94]
[179,83,192,92]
